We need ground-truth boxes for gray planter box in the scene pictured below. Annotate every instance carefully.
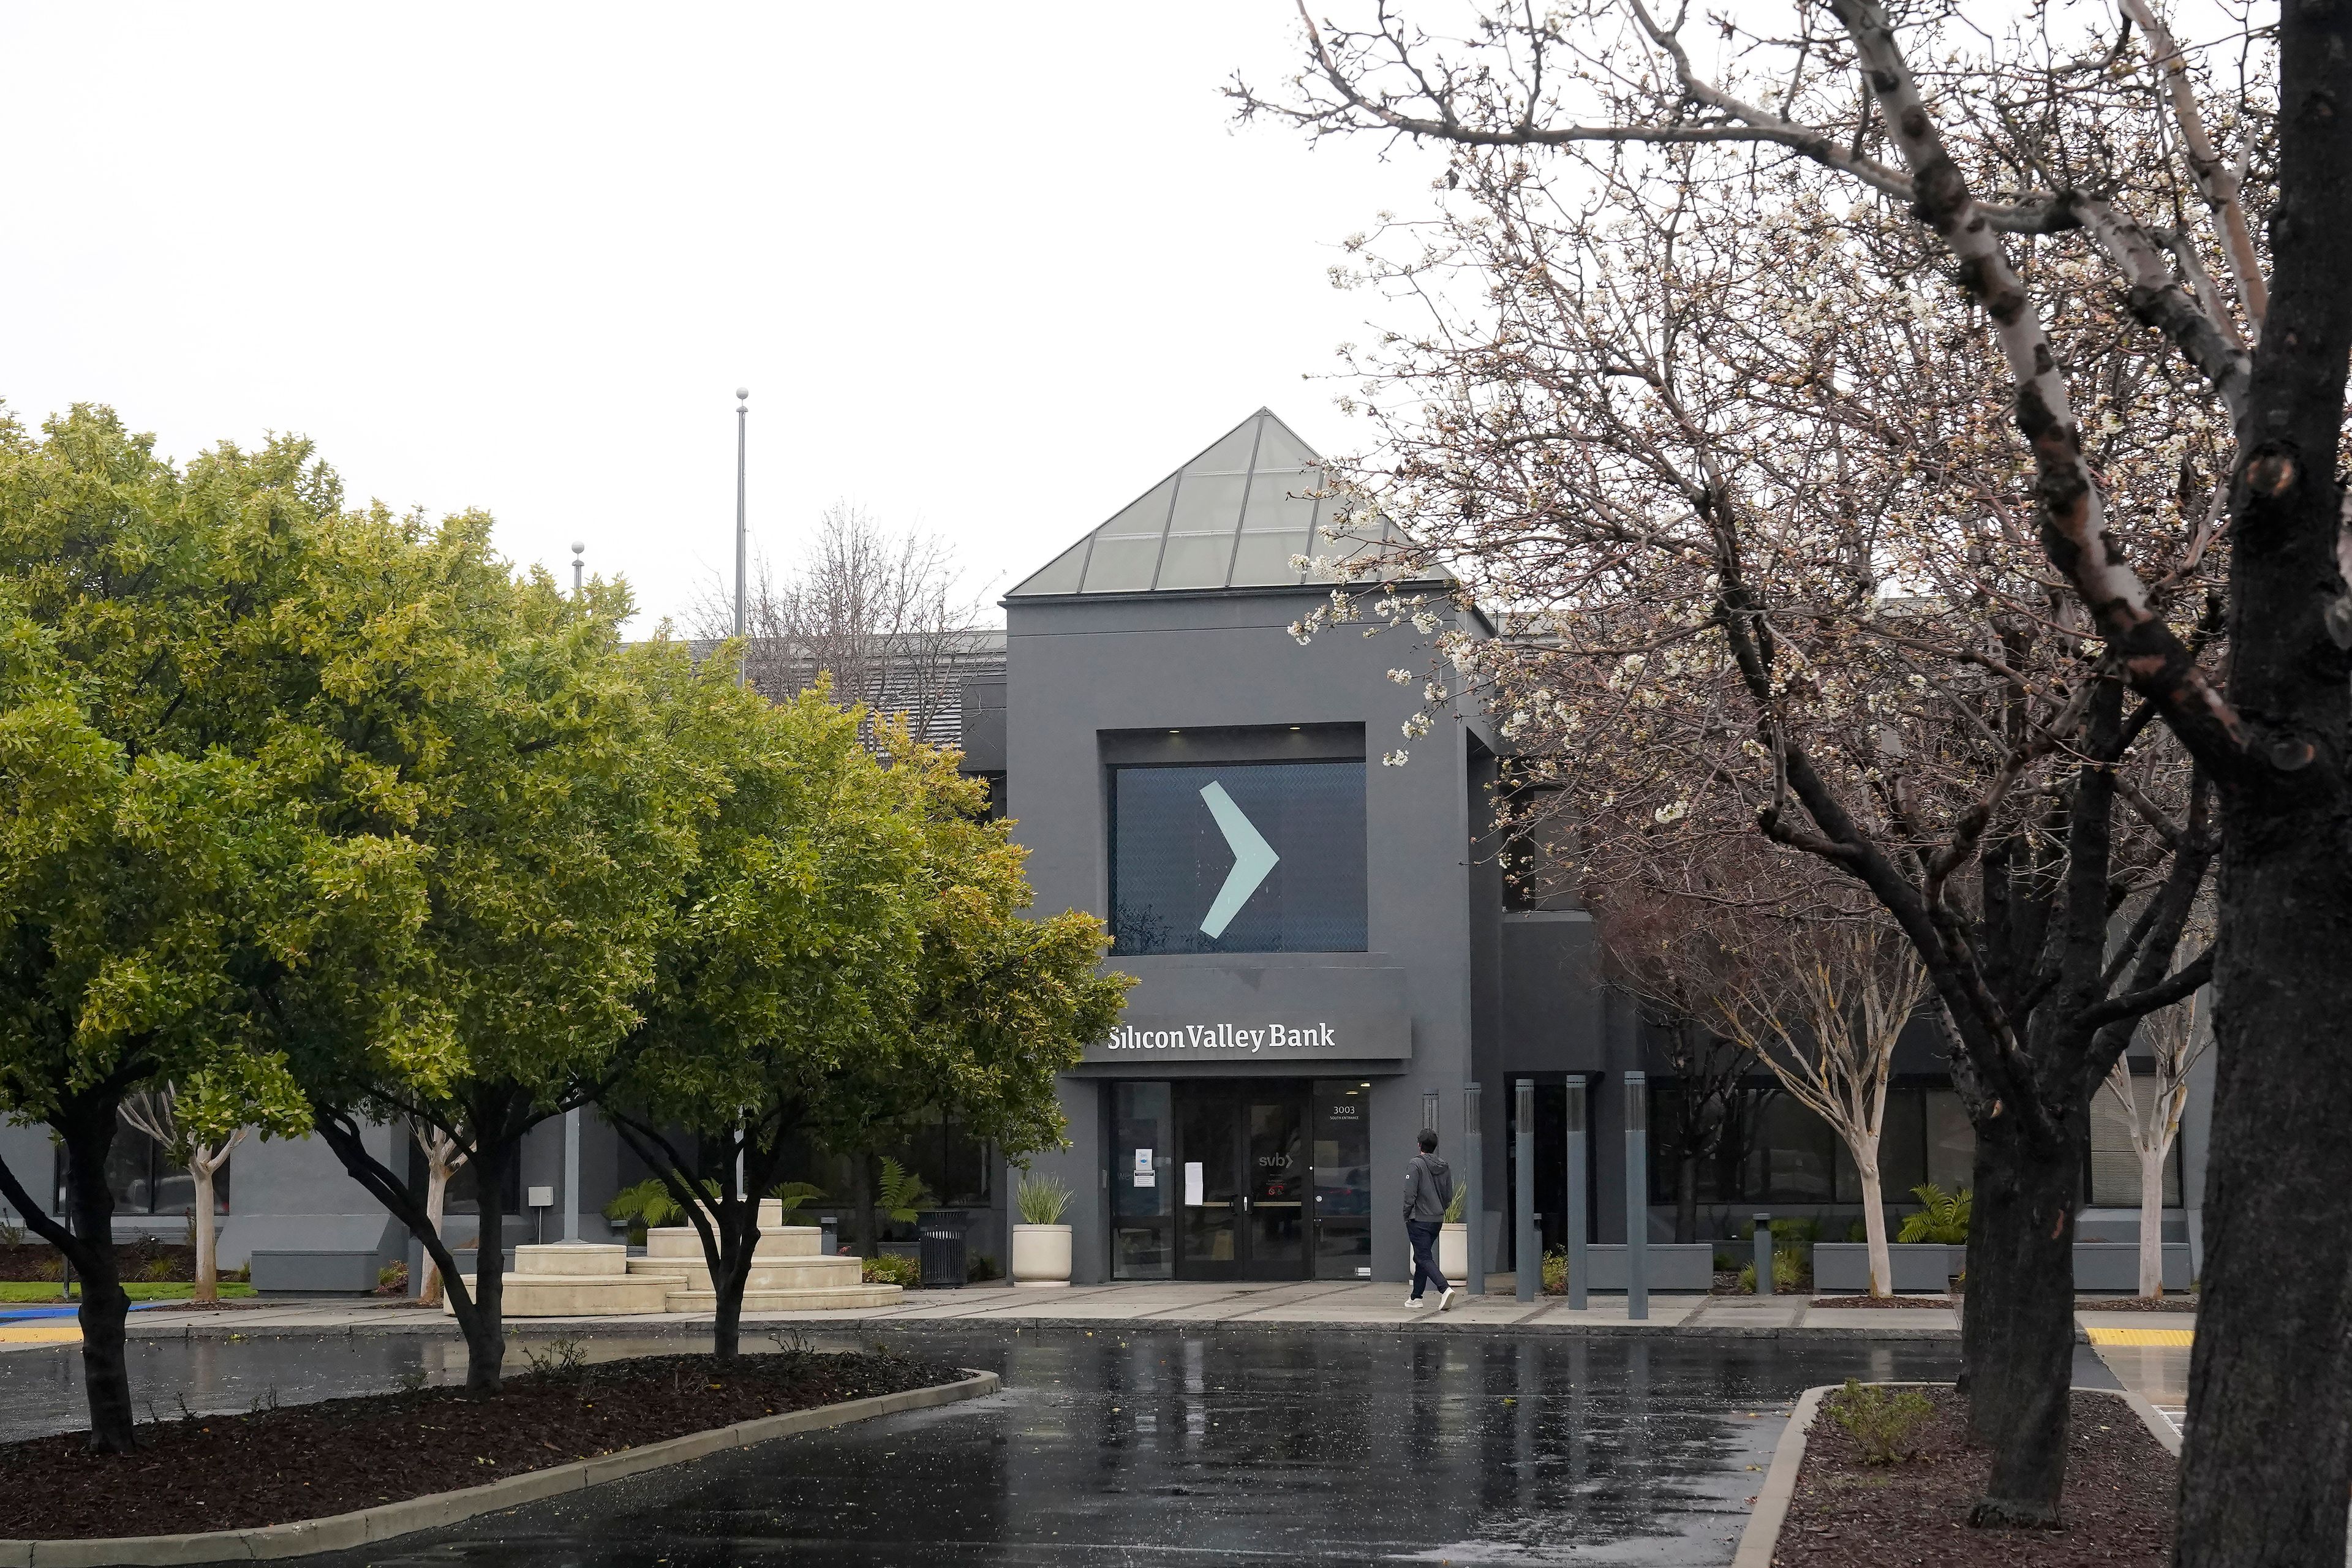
[1812,1242,1956,1294]
[1575,1243,1713,1292]
[249,1250,383,1295]
[2074,1242,2192,1292]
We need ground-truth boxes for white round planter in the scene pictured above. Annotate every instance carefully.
[1011,1223,1072,1287]
[1438,1221,1469,1283]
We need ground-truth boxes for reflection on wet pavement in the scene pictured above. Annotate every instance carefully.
[4,1328,1959,1566]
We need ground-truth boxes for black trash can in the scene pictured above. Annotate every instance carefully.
[917,1211,968,1289]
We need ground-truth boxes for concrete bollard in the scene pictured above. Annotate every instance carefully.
[1754,1212,1773,1296]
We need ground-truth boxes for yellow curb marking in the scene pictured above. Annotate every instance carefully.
[0,1325,82,1343]
[2086,1326,2193,1346]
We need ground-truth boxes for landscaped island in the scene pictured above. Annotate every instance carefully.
[1776,1387,2177,1567]
[0,1347,972,1544]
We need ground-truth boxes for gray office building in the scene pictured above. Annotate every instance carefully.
[968,408,1618,1284]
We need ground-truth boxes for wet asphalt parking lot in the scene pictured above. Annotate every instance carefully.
[2,1325,1962,1566]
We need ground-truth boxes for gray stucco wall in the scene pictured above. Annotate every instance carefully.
[1000,585,1570,1284]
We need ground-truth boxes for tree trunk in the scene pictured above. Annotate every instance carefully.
[462,1134,511,1395]
[190,1155,218,1306]
[61,1117,137,1454]
[1675,1152,1698,1245]
[420,1161,451,1307]
[713,1242,751,1362]
[1855,1148,1891,1299]
[1957,1117,2077,1526]
[2181,822,2352,1564]
[2175,6,2352,1565]
[2136,1144,2166,1300]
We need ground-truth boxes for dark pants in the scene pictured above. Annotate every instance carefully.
[1406,1219,1448,1299]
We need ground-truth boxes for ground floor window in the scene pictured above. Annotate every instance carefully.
[52,1115,230,1216]
[2087,1082,2185,1207]
[1648,1084,1973,1207]
[1649,1080,2181,1213]
[1107,1078,1372,1281]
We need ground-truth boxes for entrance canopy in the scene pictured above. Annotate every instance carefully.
[1007,409,1403,598]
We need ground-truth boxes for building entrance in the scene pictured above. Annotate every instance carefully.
[1109,1079,1373,1281]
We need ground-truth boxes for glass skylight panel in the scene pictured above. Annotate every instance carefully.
[1011,410,1421,598]
[1013,538,1090,596]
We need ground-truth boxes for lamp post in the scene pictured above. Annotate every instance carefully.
[560,532,585,1248]
[571,541,584,596]
[733,388,749,688]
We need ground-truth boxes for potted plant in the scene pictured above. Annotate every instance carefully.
[1439,1182,1469,1282]
[1012,1172,1074,1287]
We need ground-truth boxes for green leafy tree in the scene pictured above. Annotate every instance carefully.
[0,407,428,1451]
[809,735,1128,1264]
[598,680,935,1359]
[272,554,701,1393]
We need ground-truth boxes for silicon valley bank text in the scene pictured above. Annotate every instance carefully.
[1104,1023,1338,1054]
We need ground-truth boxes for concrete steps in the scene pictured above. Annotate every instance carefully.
[445,1205,902,1317]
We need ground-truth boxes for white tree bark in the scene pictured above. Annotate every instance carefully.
[1855,1132,1893,1297]
[413,1123,466,1307]
[2138,1145,2169,1299]
[189,1147,219,1305]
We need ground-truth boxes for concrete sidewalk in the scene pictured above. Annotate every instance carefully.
[37,1276,1989,1346]
[2,1283,2203,1352]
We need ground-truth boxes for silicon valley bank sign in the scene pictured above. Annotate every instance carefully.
[1085,1012,1411,1064]
[1106,1022,1339,1055]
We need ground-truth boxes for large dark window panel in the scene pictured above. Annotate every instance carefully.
[1110,761,1367,955]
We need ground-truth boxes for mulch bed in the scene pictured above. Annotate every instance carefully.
[1777,1387,2174,1566]
[1809,1295,1957,1308]
[0,1242,196,1284]
[0,1347,967,1542]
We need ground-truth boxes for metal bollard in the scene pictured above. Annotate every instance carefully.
[1624,1071,1648,1321]
[1515,1080,1537,1303]
[1565,1079,1589,1310]
[1463,1081,1483,1295]
[1754,1212,1774,1296]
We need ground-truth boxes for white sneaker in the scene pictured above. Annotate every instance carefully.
[1406,1295,1423,1308]
[1438,1287,1455,1313]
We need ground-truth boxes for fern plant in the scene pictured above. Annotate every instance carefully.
[1899,1184,1973,1244]
[876,1157,931,1224]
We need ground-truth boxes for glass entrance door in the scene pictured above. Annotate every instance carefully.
[1176,1090,1244,1273]
[1173,1083,1311,1280]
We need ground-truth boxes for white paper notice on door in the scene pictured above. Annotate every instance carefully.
[1183,1162,1204,1206]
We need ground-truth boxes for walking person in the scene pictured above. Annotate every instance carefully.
[1403,1128,1455,1311]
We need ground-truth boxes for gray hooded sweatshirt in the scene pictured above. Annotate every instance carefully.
[1403,1152,1453,1224]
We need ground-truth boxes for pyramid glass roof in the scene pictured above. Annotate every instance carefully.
[1008,409,1402,598]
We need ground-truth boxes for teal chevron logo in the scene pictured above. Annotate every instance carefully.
[1198,781,1279,939]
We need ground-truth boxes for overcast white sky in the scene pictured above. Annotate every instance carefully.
[0,5,1447,631]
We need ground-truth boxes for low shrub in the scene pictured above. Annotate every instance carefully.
[1736,1250,1807,1294]
[375,1261,410,1296]
[863,1253,919,1287]
[967,1253,1003,1283]
[1540,1247,1567,1295]
[34,1257,61,1283]
[140,1257,178,1282]
[1823,1378,1933,1464]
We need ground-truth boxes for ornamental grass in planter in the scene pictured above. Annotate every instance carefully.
[1011,1173,1074,1286]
